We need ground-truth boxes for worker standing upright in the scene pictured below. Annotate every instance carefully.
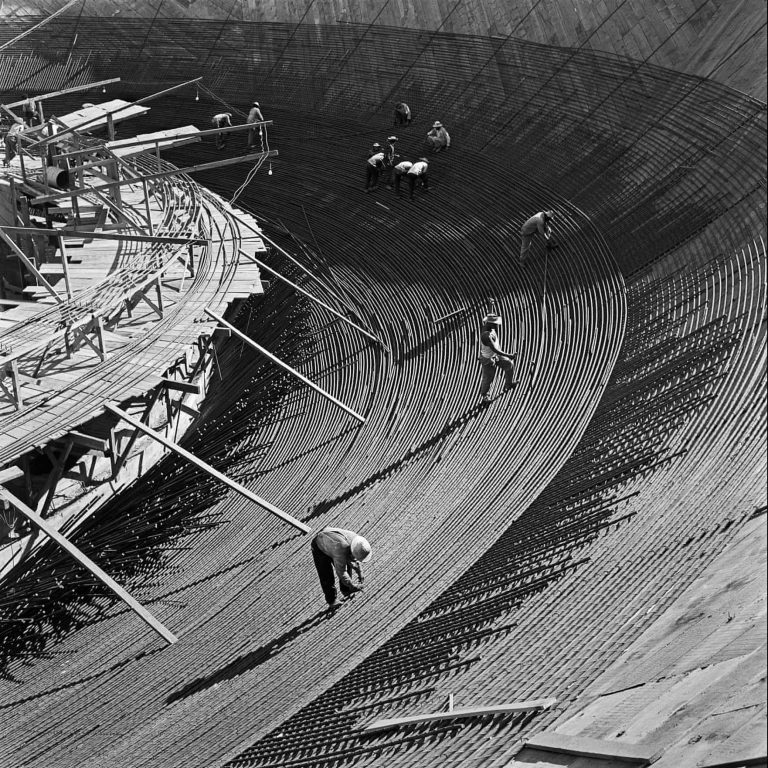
[382,136,398,188]
[311,527,371,607]
[478,311,518,402]
[246,101,264,150]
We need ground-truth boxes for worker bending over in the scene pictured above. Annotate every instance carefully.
[311,527,371,607]
[519,210,555,262]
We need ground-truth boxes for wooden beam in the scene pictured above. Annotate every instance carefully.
[0,486,178,645]
[105,403,311,534]
[205,309,367,424]
[364,699,558,733]
[31,150,279,205]
[522,732,654,765]
[28,77,205,150]
[0,229,63,303]
[0,0,81,53]
[6,78,122,108]
[67,430,110,454]
[0,226,207,246]
[0,466,24,484]
[160,377,201,395]
[239,249,380,344]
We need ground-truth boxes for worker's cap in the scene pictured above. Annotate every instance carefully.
[387,135,398,142]
[483,313,502,326]
[418,157,428,163]
[372,142,381,148]
[253,101,260,106]
[433,120,442,128]
[350,536,372,563]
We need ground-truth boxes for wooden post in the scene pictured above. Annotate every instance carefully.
[204,308,367,424]
[0,487,178,645]
[142,179,154,235]
[105,403,311,534]
[59,235,72,298]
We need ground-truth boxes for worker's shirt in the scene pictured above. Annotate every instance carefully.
[315,528,362,589]
[394,161,413,173]
[246,107,263,124]
[521,212,551,237]
[408,161,428,176]
[7,123,25,137]
[367,152,385,167]
[480,328,501,360]
[396,103,411,117]
[212,113,231,126]
[383,144,396,166]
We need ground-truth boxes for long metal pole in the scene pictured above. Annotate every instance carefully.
[204,308,367,424]
[0,487,178,645]
[6,78,122,108]
[105,403,312,533]
[239,249,379,344]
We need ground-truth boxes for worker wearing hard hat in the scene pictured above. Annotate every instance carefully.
[246,101,264,149]
[519,210,555,262]
[311,527,371,607]
[479,312,518,402]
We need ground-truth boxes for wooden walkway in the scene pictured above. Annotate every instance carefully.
[0,149,266,465]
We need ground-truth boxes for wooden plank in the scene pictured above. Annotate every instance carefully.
[105,403,311,534]
[6,79,122,108]
[205,309,367,424]
[365,698,558,732]
[523,732,655,764]
[66,430,110,453]
[0,487,177,645]
[32,150,279,205]
[0,466,24,484]
[160,377,200,395]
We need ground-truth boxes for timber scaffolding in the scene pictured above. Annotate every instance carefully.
[0,78,353,641]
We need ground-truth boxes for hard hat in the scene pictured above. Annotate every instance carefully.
[387,135,398,141]
[419,157,428,163]
[253,101,260,106]
[372,142,381,148]
[350,536,372,562]
[433,120,442,128]
[483,313,502,326]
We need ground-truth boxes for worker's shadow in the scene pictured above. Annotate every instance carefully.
[165,609,333,704]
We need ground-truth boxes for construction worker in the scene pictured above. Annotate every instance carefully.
[211,112,232,149]
[311,527,371,607]
[3,117,26,165]
[367,141,382,158]
[406,157,429,199]
[426,120,450,152]
[394,101,412,126]
[479,312,517,402]
[365,147,385,192]
[382,135,398,188]
[246,101,264,149]
[392,159,413,197]
[22,97,37,126]
[519,210,555,262]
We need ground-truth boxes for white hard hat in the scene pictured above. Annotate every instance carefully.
[351,536,372,562]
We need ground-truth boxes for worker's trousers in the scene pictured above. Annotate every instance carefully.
[480,357,515,396]
[365,164,380,190]
[311,536,338,605]
[520,233,538,261]
[407,172,429,198]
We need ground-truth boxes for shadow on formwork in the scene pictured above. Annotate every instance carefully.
[0,15,764,768]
